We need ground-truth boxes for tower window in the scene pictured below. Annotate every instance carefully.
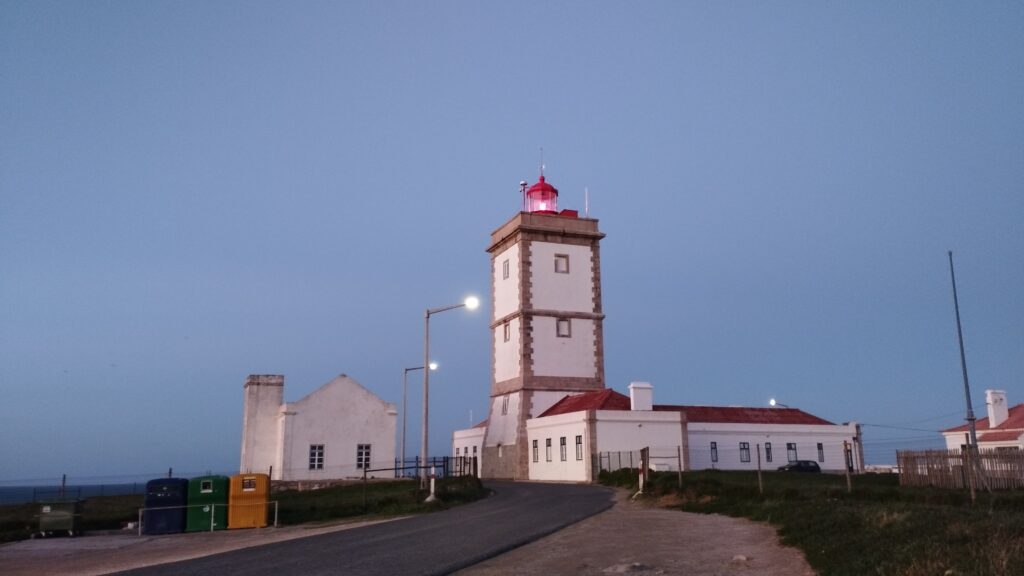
[556,318,571,338]
[503,321,510,342]
[309,444,325,470]
[357,444,371,469]
[554,254,570,274]
[501,395,509,415]
[502,259,510,280]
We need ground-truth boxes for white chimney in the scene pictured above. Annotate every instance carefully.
[628,381,653,411]
[986,389,1009,428]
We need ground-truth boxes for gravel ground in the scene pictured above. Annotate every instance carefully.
[455,492,816,576]
[0,490,815,576]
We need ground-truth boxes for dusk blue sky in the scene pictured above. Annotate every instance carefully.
[2,2,1021,482]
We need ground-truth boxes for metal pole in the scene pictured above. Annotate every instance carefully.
[949,251,979,449]
[844,441,852,494]
[402,368,409,477]
[757,444,763,495]
[422,309,430,489]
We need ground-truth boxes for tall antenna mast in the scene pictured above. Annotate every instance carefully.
[540,147,545,177]
[585,187,590,218]
[520,180,528,212]
[948,250,978,450]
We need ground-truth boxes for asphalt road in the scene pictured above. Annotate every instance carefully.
[113,481,615,576]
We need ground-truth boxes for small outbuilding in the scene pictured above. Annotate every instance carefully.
[239,374,397,481]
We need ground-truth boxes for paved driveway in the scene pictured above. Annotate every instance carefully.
[113,482,615,576]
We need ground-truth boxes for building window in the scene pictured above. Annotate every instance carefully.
[357,444,371,469]
[497,444,503,458]
[501,395,509,415]
[556,318,571,338]
[817,443,825,462]
[575,435,583,460]
[309,444,325,470]
[503,321,511,342]
[545,438,552,462]
[710,442,718,463]
[473,445,477,456]
[740,442,751,463]
[560,437,567,461]
[532,439,539,462]
[502,259,510,279]
[554,254,570,274]
[787,443,798,463]
[765,442,773,463]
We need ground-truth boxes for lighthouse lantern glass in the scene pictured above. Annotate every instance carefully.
[528,190,558,213]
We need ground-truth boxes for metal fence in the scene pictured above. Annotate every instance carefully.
[897,448,1024,490]
[391,456,478,479]
[593,447,684,476]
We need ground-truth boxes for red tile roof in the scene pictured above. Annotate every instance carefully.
[537,388,835,425]
[978,431,1024,443]
[943,404,1024,433]
[538,389,632,417]
[654,405,834,425]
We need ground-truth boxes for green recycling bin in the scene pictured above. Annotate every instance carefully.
[38,500,82,536]
[186,475,229,532]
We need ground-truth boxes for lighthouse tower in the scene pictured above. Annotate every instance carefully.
[481,173,606,479]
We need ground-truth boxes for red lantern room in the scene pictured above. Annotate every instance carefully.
[526,175,558,214]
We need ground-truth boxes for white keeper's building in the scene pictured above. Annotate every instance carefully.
[240,374,397,480]
[452,172,864,482]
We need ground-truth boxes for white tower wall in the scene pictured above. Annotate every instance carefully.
[240,375,284,475]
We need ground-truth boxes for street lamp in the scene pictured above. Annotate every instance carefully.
[402,362,437,477]
[769,398,790,408]
[422,296,479,489]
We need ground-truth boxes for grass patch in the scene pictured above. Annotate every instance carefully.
[0,476,486,544]
[274,476,486,525]
[600,469,1024,576]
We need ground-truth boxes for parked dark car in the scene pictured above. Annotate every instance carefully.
[777,460,821,473]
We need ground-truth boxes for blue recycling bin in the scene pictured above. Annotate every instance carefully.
[143,478,188,535]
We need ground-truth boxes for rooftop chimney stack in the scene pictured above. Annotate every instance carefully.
[629,381,653,411]
[986,389,1009,428]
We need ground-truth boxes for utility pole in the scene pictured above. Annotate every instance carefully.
[948,251,978,449]
[948,251,979,504]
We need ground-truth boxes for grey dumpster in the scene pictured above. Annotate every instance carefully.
[38,500,82,536]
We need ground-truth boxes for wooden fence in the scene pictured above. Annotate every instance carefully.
[896,448,1024,490]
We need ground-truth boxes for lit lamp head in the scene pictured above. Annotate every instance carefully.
[428,362,438,371]
[464,296,480,310]
[526,174,558,213]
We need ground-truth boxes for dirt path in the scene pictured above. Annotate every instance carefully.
[455,492,816,576]
[0,518,401,576]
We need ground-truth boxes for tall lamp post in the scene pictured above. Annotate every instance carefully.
[402,363,436,477]
[422,296,479,488]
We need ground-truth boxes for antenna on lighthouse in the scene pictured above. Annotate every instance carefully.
[585,187,590,218]
[540,147,545,177]
[520,180,528,212]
